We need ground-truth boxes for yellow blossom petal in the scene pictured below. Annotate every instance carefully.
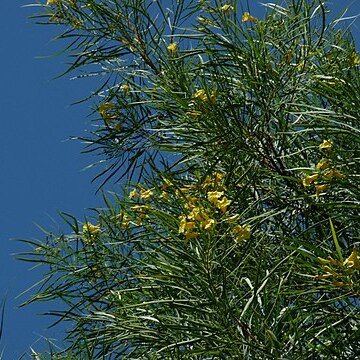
[98,102,115,113]
[139,189,154,200]
[302,173,319,187]
[233,224,251,243]
[220,4,233,15]
[202,218,216,231]
[82,222,101,244]
[131,205,149,219]
[98,102,116,123]
[323,169,345,180]
[167,42,178,55]
[242,12,256,22]
[161,178,173,190]
[315,183,329,196]
[193,89,208,101]
[348,51,360,66]
[129,189,138,198]
[188,207,205,222]
[192,89,216,104]
[207,191,224,203]
[47,0,58,5]
[216,196,231,212]
[316,158,331,171]
[319,139,334,151]
[121,84,130,94]
[318,256,342,267]
[315,273,332,279]
[220,4,233,11]
[179,216,196,234]
[343,248,360,270]
[323,265,338,276]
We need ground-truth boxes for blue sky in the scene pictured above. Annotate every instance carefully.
[1,1,359,358]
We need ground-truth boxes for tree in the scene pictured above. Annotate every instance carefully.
[21,0,360,358]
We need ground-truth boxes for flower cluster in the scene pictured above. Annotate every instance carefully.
[348,51,360,66]
[192,89,217,104]
[178,196,217,239]
[167,42,178,56]
[82,222,101,245]
[302,139,344,196]
[316,248,360,296]
[175,172,251,244]
[111,213,130,229]
[127,184,156,225]
[98,102,123,130]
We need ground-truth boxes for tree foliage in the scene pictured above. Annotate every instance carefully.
[21,0,360,358]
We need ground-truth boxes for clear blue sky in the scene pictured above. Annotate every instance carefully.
[1,1,359,358]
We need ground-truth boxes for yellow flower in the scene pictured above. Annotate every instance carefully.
[233,224,251,243]
[82,222,101,244]
[220,4,233,11]
[112,213,130,229]
[315,158,331,171]
[188,207,205,222]
[201,217,216,231]
[167,42,178,55]
[178,216,196,234]
[129,189,138,198]
[160,178,173,191]
[139,189,154,200]
[318,256,342,267]
[193,89,208,101]
[178,186,191,193]
[99,102,116,123]
[220,4,233,15]
[192,89,216,104]
[348,51,360,66]
[184,196,198,210]
[315,273,332,280]
[319,139,334,152]
[121,84,130,94]
[214,172,224,183]
[242,12,256,22]
[302,173,319,187]
[315,183,329,196]
[343,248,360,270]
[323,169,344,180]
[99,102,114,112]
[323,265,338,276]
[47,0,58,5]
[131,204,149,213]
[207,191,231,212]
[207,191,224,203]
[216,196,231,212]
